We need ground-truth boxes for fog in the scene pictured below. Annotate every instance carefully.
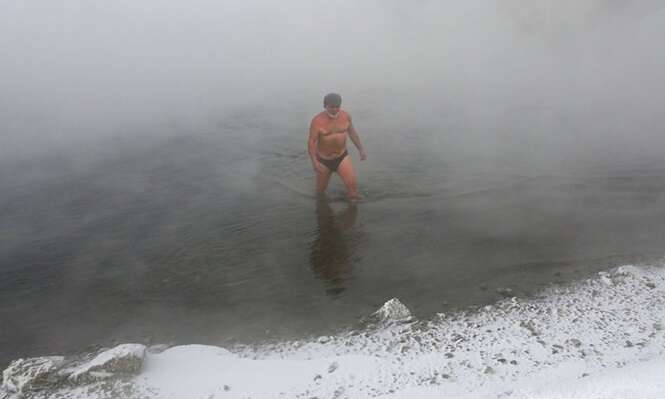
[3,0,665,370]
[2,0,665,168]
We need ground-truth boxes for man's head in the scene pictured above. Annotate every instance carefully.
[323,93,342,117]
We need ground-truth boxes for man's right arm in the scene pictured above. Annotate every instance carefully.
[308,120,324,173]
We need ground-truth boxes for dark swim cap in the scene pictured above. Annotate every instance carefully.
[323,93,342,107]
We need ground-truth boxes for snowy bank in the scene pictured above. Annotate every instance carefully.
[2,263,665,398]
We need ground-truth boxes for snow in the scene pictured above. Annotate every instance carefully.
[383,356,665,398]
[4,262,665,398]
[2,356,65,394]
[370,298,413,323]
[128,262,665,399]
[68,343,145,382]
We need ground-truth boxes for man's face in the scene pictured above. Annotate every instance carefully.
[325,104,340,116]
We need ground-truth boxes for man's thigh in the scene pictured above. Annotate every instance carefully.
[336,156,357,189]
[316,168,333,192]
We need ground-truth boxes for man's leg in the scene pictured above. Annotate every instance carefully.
[336,156,359,200]
[316,167,333,194]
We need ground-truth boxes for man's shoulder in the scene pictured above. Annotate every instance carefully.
[311,112,326,124]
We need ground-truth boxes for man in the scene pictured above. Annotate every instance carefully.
[308,93,367,201]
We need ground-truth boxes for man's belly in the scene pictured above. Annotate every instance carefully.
[317,136,347,159]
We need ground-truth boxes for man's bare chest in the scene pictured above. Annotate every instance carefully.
[318,120,350,137]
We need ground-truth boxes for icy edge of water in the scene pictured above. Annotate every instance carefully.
[4,262,665,399]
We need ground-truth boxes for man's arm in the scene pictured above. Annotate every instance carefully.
[347,115,367,160]
[308,120,326,173]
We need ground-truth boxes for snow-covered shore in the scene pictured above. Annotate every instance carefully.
[3,262,665,398]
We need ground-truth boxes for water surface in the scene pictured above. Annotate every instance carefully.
[2,105,664,368]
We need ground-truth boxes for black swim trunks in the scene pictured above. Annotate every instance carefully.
[317,150,348,172]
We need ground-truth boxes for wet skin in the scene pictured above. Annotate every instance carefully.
[308,105,366,200]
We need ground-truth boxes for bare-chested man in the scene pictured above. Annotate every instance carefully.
[308,93,367,201]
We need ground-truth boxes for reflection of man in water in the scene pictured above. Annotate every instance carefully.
[309,197,358,296]
[308,93,367,201]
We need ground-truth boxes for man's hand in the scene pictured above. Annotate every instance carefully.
[313,161,327,174]
[359,150,367,161]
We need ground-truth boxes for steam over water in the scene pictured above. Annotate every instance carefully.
[2,0,665,372]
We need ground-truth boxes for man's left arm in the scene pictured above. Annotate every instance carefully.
[348,115,367,160]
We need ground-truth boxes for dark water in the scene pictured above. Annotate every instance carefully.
[2,108,665,369]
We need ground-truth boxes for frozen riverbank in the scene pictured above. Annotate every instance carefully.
[3,262,664,398]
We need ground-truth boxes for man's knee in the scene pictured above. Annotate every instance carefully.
[316,178,330,192]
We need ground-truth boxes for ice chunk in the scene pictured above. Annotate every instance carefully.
[371,298,413,323]
[2,356,66,394]
[68,343,146,384]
